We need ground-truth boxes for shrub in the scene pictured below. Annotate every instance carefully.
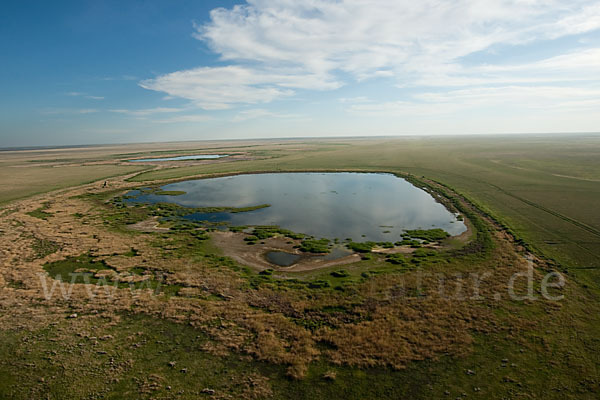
[251,226,305,240]
[403,228,450,242]
[252,228,276,239]
[346,241,376,253]
[413,248,436,258]
[299,238,331,253]
[308,280,331,289]
[386,254,407,265]
[330,270,350,278]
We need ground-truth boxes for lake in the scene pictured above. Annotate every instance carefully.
[265,251,301,266]
[130,154,227,162]
[129,172,466,242]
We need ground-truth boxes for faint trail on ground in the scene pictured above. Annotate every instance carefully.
[486,183,600,238]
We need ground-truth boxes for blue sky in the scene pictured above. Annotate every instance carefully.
[1,0,599,147]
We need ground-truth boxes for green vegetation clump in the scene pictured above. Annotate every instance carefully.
[279,229,306,240]
[396,239,421,247]
[26,202,52,220]
[346,241,377,253]
[123,248,139,257]
[43,254,111,284]
[308,279,331,289]
[154,190,186,196]
[402,228,450,242]
[229,204,271,213]
[385,254,407,265]
[251,226,279,239]
[299,238,331,253]
[244,235,259,245]
[28,236,61,260]
[190,230,209,241]
[346,240,398,253]
[43,253,180,295]
[166,221,210,241]
[247,226,305,241]
[413,248,437,258]
[330,269,350,278]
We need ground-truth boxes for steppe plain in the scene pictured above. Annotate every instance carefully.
[1,135,599,399]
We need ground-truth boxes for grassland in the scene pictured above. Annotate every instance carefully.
[0,163,149,205]
[1,135,600,399]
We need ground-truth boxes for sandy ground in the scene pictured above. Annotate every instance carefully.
[128,217,170,233]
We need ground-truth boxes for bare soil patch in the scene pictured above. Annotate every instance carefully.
[210,231,361,272]
[127,217,170,233]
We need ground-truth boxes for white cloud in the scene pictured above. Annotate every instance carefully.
[416,85,600,111]
[410,47,600,88]
[349,85,600,117]
[65,92,105,100]
[153,114,213,123]
[338,96,372,104]
[41,108,99,115]
[197,0,600,79]
[232,109,274,122]
[232,108,302,122]
[140,0,600,115]
[109,107,187,117]
[140,65,339,110]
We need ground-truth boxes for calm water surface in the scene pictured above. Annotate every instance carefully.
[130,154,227,162]
[265,251,301,266]
[130,173,466,242]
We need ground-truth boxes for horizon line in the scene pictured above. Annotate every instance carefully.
[2,131,600,152]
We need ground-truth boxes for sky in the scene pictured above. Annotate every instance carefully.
[1,0,599,147]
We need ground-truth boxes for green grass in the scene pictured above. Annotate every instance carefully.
[154,190,186,196]
[43,253,181,295]
[28,236,61,260]
[26,205,52,220]
[346,241,377,252]
[0,164,150,205]
[1,305,598,399]
[403,228,450,241]
[299,238,331,253]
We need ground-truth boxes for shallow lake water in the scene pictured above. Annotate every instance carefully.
[130,154,227,162]
[265,251,301,266]
[129,172,466,242]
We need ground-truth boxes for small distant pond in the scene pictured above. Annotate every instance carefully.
[130,154,227,162]
[127,172,466,242]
